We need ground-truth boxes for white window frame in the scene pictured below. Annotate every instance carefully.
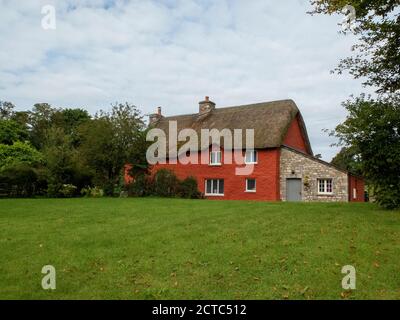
[205,179,224,196]
[318,178,333,195]
[245,178,256,193]
[353,188,357,199]
[245,150,258,164]
[209,151,222,166]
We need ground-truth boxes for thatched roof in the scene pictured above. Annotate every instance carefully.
[151,99,312,154]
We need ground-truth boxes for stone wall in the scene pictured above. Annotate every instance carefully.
[280,147,348,202]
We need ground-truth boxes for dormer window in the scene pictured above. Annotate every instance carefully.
[209,151,222,166]
[245,150,258,164]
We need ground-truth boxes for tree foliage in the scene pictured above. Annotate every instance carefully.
[0,101,16,119]
[0,164,42,197]
[331,147,362,176]
[310,0,400,94]
[0,141,43,170]
[334,94,400,208]
[78,103,146,194]
[0,120,29,145]
[311,1,400,208]
[0,100,147,198]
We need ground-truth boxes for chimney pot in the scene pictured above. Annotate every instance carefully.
[205,96,209,102]
[157,106,161,115]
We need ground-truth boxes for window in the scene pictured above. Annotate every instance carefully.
[246,178,256,192]
[209,151,222,165]
[205,179,224,196]
[353,188,357,199]
[245,150,257,164]
[318,179,333,195]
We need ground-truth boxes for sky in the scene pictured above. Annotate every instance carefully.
[0,0,370,160]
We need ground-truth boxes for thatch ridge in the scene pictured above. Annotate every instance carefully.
[151,99,312,153]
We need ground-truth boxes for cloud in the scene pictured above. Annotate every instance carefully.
[0,0,370,160]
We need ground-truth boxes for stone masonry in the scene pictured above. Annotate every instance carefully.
[280,147,348,202]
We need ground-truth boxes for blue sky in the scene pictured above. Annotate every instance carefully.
[0,0,371,160]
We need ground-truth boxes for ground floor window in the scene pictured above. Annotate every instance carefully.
[318,178,333,195]
[205,179,224,196]
[246,178,256,192]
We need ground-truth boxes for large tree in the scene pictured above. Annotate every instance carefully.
[0,101,16,119]
[310,0,400,94]
[42,126,91,196]
[311,1,400,208]
[28,103,57,149]
[78,102,146,194]
[331,146,362,176]
[0,119,29,145]
[334,94,400,208]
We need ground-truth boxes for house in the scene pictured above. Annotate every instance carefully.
[127,97,364,202]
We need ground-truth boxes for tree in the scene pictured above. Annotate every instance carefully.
[51,108,91,146]
[77,118,115,187]
[310,0,400,94]
[0,101,16,119]
[0,120,29,145]
[78,102,146,194]
[311,1,400,208]
[331,147,362,176]
[0,164,41,197]
[334,94,400,208]
[28,103,57,149]
[42,126,91,197]
[0,141,43,170]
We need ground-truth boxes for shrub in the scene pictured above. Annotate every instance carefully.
[153,169,179,197]
[59,184,77,198]
[0,141,43,170]
[124,169,201,199]
[103,182,115,197]
[126,173,153,197]
[179,176,201,199]
[0,164,39,197]
[81,186,104,198]
[374,185,400,210]
[47,183,62,197]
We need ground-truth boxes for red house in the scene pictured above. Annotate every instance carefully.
[126,97,364,202]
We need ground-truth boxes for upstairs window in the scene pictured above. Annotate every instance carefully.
[209,151,222,165]
[318,179,333,195]
[245,150,258,164]
[205,179,224,196]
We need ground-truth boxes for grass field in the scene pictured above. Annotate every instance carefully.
[0,198,399,300]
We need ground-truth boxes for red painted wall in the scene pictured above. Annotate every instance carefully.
[124,164,134,185]
[283,115,309,154]
[348,175,365,202]
[126,148,281,201]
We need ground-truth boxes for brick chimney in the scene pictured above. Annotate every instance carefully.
[149,106,163,125]
[199,96,215,115]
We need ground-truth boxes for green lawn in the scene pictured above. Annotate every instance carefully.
[0,198,399,300]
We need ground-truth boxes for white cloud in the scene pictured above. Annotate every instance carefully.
[0,0,370,160]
